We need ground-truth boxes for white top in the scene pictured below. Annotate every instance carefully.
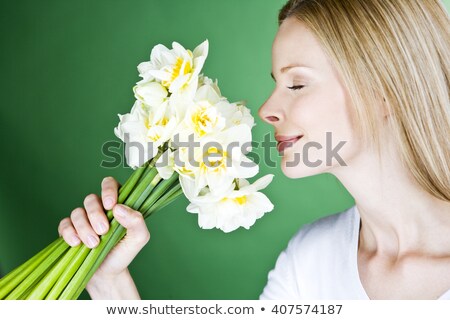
[259,205,450,300]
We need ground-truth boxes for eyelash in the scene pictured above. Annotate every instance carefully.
[287,85,304,91]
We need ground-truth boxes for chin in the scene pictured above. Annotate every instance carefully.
[280,157,328,179]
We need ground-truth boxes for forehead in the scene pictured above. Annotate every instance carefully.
[272,17,330,72]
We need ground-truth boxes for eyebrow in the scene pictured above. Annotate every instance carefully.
[270,64,310,81]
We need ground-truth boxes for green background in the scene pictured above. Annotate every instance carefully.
[0,0,448,299]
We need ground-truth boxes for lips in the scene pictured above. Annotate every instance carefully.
[275,134,303,153]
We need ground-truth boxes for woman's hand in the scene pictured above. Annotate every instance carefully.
[57,176,150,299]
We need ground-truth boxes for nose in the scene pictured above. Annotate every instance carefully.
[258,96,282,125]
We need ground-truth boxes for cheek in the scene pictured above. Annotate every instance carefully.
[281,85,361,177]
[290,87,351,142]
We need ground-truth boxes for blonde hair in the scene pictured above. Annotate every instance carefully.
[279,0,450,201]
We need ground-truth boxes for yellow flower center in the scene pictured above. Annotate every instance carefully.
[149,134,160,141]
[191,106,213,136]
[162,50,193,88]
[158,117,169,126]
[200,147,227,173]
[234,195,247,205]
[145,117,168,142]
[178,166,193,176]
[221,195,247,205]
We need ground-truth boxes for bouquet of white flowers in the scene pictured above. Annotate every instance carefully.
[0,40,274,300]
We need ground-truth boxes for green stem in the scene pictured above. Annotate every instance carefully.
[129,170,160,209]
[0,238,62,299]
[5,240,70,300]
[26,245,83,299]
[117,164,147,203]
[144,186,183,218]
[139,173,179,214]
[45,245,91,300]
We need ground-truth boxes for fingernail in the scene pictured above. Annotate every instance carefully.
[104,197,114,209]
[71,236,81,246]
[97,222,107,234]
[87,235,98,248]
[115,205,127,217]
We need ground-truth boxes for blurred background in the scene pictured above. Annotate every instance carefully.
[0,0,448,299]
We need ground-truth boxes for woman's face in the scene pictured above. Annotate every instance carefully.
[258,17,362,178]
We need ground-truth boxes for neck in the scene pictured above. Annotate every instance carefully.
[331,137,450,258]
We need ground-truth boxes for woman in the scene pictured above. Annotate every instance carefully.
[58,0,450,299]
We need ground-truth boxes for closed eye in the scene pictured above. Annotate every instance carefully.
[287,85,304,91]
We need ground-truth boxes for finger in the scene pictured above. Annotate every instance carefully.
[101,177,120,210]
[70,207,100,249]
[83,193,110,235]
[58,217,81,247]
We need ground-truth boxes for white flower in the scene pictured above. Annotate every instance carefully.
[181,102,225,139]
[133,81,168,107]
[155,148,175,179]
[198,75,221,97]
[114,99,180,169]
[145,103,179,149]
[184,174,275,232]
[174,124,259,195]
[217,101,255,129]
[137,40,209,98]
[175,77,228,141]
[114,101,154,168]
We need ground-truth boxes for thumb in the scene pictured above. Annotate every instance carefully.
[96,204,150,276]
[113,204,150,247]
